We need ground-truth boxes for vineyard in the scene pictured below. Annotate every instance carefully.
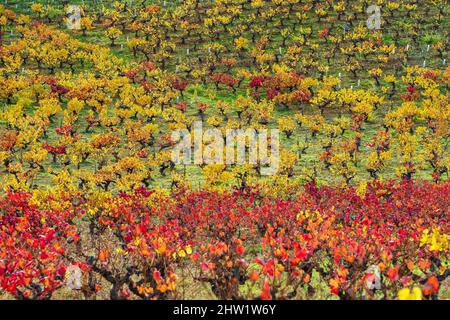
[0,0,449,300]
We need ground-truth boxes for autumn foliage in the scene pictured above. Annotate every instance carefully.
[0,0,449,301]
[1,180,448,300]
